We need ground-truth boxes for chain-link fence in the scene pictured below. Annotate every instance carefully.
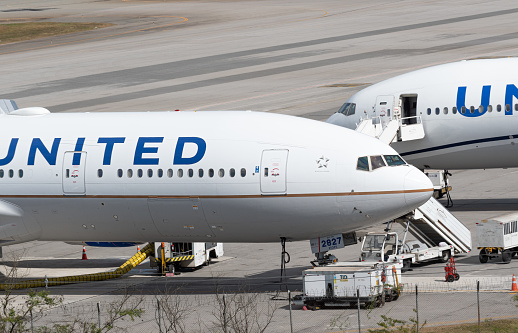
[6,279,518,332]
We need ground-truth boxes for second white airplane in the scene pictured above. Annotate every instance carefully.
[327,58,518,170]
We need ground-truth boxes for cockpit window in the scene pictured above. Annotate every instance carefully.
[356,156,369,171]
[370,156,386,170]
[384,155,406,166]
[338,103,356,116]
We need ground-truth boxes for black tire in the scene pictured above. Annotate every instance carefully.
[479,249,489,263]
[391,290,399,301]
[402,259,411,272]
[167,264,175,274]
[446,274,455,282]
[503,250,512,263]
[439,250,451,263]
[454,273,460,281]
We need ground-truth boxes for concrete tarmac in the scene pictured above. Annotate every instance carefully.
[2,0,518,330]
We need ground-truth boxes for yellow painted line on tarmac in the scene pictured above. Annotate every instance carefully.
[0,15,188,56]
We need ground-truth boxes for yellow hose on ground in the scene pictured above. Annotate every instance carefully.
[0,242,155,290]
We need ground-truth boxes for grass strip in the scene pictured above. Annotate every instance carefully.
[0,22,113,45]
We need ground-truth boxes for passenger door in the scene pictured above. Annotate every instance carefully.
[260,150,288,194]
[62,151,86,195]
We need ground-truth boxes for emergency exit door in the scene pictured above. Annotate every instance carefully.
[260,150,288,194]
[62,151,86,195]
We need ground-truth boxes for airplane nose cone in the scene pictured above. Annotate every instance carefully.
[404,167,433,210]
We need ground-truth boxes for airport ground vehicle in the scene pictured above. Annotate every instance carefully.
[424,170,452,199]
[293,262,401,308]
[150,242,224,274]
[360,231,453,272]
[477,214,518,263]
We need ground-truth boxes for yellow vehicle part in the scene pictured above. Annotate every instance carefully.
[0,242,155,290]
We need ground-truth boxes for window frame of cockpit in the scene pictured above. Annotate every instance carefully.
[356,154,407,172]
[338,102,356,116]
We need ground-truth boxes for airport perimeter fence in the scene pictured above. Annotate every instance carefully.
[10,278,518,332]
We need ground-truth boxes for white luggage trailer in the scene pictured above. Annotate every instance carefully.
[293,262,401,308]
[477,214,518,263]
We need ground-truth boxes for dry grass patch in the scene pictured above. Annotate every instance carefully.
[0,22,113,45]
[418,318,518,332]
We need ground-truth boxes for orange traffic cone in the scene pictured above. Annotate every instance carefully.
[512,274,518,291]
[81,246,88,260]
[137,245,141,252]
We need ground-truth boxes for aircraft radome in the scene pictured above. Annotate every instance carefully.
[326,58,518,170]
[0,101,432,245]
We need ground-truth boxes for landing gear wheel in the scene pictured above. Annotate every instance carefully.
[454,273,460,281]
[446,274,455,282]
[479,249,489,263]
[439,250,451,263]
[168,264,175,274]
[503,250,512,264]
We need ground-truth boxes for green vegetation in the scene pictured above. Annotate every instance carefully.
[0,22,112,45]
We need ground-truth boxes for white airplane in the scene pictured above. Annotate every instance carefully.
[0,102,432,246]
[326,58,518,170]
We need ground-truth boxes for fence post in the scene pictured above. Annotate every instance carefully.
[30,308,33,333]
[416,285,419,333]
[477,281,480,333]
[357,289,361,333]
[288,290,293,333]
[97,302,101,330]
[223,294,228,333]
[157,299,162,333]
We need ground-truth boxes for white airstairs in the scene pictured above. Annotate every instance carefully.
[356,116,425,144]
[395,197,471,254]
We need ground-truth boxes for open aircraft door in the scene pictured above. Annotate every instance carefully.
[260,150,288,194]
[62,151,86,195]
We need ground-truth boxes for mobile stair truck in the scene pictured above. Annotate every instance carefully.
[363,197,472,271]
[293,262,402,309]
[150,242,224,274]
[477,213,518,263]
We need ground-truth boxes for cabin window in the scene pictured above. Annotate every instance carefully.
[479,105,484,113]
[452,106,457,114]
[427,108,431,115]
[370,156,386,170]
[230,168,236,177]
[127,169,133,178]
[506,104,511,112]
[167,169,173,178]
[18,169,23,178]
[0,170,4,178]
[497,104,502,112]
[158,169,163,178]
[137,169,143,178]
[7,169,13,178]
[177,169,183,178]
[356,156,369,171]
[443,107,448,114]
[97,169,103,178]
[241,168,246,177]
[209,169,214,178]
[488,105,493,112]
[461,106,466,114]
[147,169,153,178]
[117,169,123,178]
[338,103,356,116]
[188,169,194,177]
[470,106,475,114]
[515,104,518,111]
[384,155,406,166]
[435,107,440,115]
[219,168,225,177]
[198,169,204,178]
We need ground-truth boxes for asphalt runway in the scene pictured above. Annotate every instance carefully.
[2,0,518,329]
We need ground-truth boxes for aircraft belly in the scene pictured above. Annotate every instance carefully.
[25,198,158,242]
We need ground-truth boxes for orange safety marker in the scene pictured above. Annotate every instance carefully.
[81,246,88,260]
[137,245,141,252]
[512,274,518,292]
